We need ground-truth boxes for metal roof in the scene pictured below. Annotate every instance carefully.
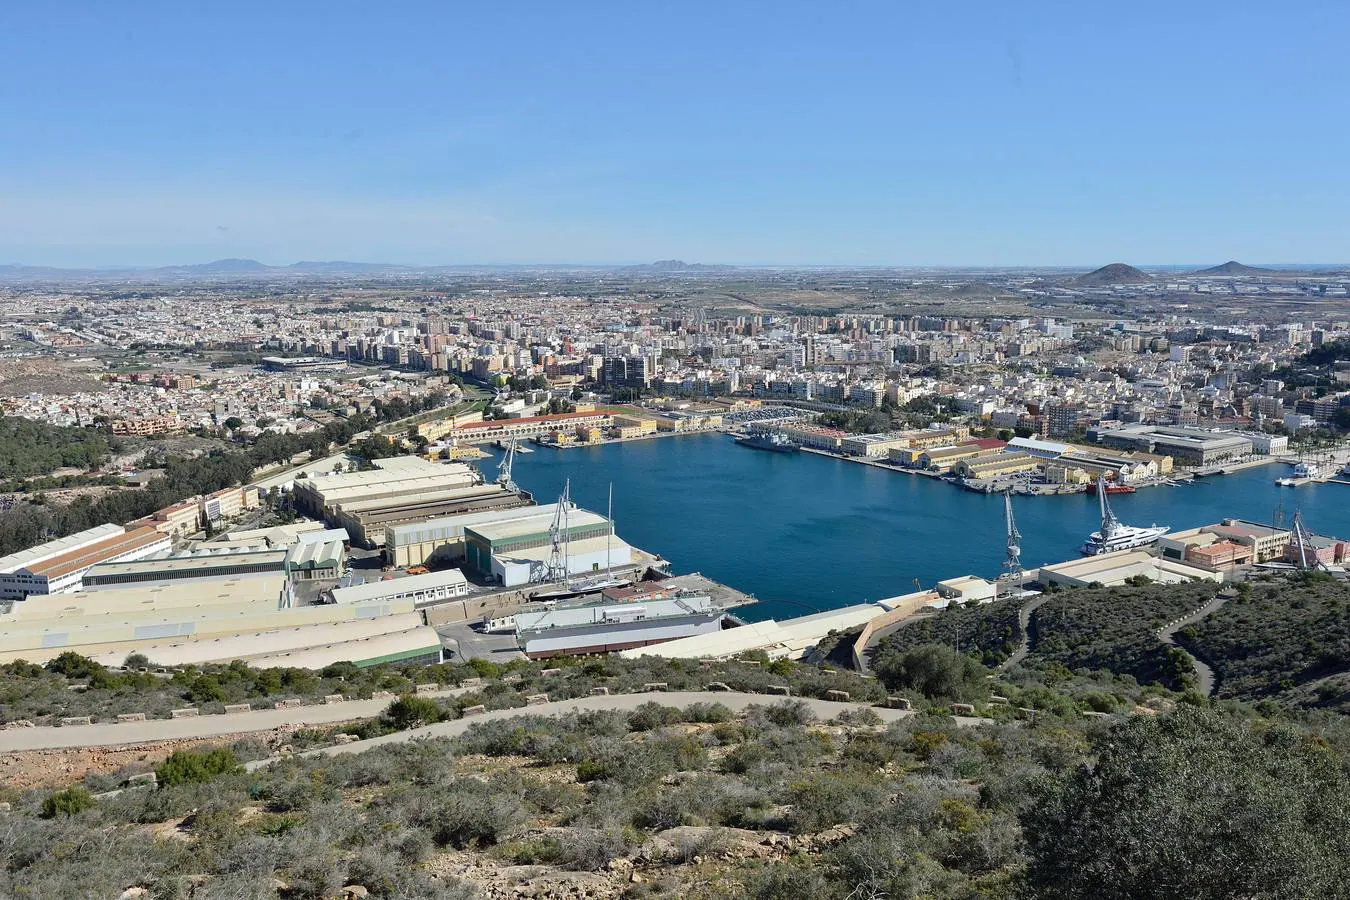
[329,568,468,605]
[0,523,124,574]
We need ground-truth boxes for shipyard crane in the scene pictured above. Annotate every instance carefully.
[496,439,518,492]
[1291,510,1326,571]
[1000,490,1023,596]
[545,480,573,585]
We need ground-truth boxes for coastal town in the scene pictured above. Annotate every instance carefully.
[1,263,1349,673]
[3,263,1349,498]
[11,5,1350,896]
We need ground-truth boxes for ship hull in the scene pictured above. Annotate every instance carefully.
[1080,526,1170,556]
[734,435,798,453]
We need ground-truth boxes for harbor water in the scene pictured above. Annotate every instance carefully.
[493,434,1350,622]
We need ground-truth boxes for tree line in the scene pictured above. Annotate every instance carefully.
[0,414,116,480]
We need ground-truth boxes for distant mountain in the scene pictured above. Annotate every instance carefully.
[1074,263,1151,286]
[621,259,734,273]
[1195,260,1274,276]
[157,258,272,274]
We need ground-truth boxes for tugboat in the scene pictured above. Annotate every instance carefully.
[1080,476,1169,555]
[734,432,799,453]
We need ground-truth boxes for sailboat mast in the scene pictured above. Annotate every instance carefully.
[606,482,613,576]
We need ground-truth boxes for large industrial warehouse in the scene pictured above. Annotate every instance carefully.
[292,456,530,547]
[464,507,633,587]
[385,503,566,568]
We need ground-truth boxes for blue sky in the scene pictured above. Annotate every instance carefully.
[2,2,1346,267]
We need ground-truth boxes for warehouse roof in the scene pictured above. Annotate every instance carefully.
[284,540,344,572]
[0,523,124,574]
[85,548,288,579]
[386,503,556,547]
[468,508,609,543]
[24,527,167,579]
[329,568,468,605]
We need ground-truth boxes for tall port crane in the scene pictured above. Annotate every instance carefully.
[1000,490,1023,596]
[545,479,573,586]
[496,439,518,492]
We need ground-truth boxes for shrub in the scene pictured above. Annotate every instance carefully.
[628,701,684,732]
[382,695,449,730]
[873,643,989,702]
[41,786,95,818]
[748,700,816,728]
[833,707,884,727]
[123,653,151,669]
[576,759,613,783]
[44,651,104,680]
[683,702,733,724]
[156,747,242,787]
[186,674,226,703]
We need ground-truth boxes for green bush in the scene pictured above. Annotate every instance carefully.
[44,651,105,680]
[40,786,95,818]
[873,644,989,702]
[155,747,242,787]
[382,695,449,730]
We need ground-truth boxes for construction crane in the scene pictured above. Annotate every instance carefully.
[1000,490,1023,596]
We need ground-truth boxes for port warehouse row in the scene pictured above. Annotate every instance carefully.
[416,408,724,447]
[291,456,531,548]
[754,420,1278,482]
[0,489,629,668]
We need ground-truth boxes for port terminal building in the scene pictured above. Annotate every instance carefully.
[385,503,562,568]
[1092,424,1253,467]
[328,568,469,606]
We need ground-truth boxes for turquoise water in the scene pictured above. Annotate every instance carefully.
[494,435,1350,622]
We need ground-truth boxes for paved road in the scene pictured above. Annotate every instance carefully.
[1158,594,1231,696]
[0,688,471,752]
[996,595,1050,674]
[266,691,988,766]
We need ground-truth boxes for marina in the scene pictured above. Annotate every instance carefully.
[490,433,1350,622]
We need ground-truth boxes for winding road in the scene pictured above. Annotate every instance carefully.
[1157,593,1232,697]
[996,595,1050,674]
